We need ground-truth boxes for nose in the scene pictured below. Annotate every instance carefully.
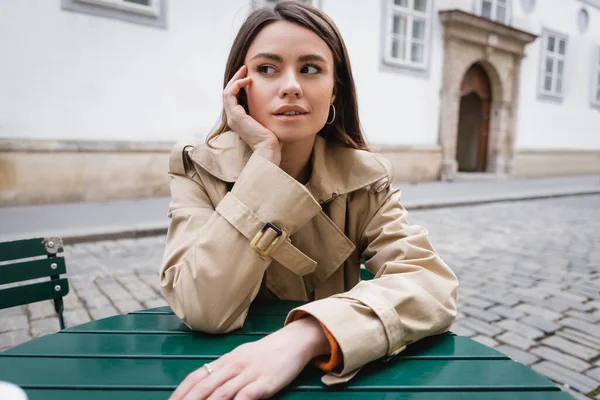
[278,69,303,99]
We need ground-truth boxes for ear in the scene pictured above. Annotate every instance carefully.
[330,87,336,104]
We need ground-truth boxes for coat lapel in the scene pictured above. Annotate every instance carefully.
[188,132,392,198]
[188,131,251,183]
[306,135,392,204]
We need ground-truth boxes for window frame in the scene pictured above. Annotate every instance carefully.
[382,0,433,71]
[537,29,568,101]
[75,0,160,17]
[61,0,167,29]
[591,46,600,109]
[474,0,511,25]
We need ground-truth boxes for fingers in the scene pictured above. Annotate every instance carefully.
[223,65,252,129]
[234,381,271,400]
[182,366,239,400]
[223,77,251,112]
[206,373,253,400]
[225,76,251,99]
[224,65,251,104]
[225,65,248,92]
[169,365,209,400]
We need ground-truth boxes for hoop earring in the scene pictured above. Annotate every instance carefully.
[326,104,336,125]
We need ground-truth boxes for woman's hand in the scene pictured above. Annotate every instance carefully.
[169,317,330,400]
[223,65,282,166]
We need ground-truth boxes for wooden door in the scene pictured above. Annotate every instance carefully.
[457,64,492,172]
[478,99,490,172]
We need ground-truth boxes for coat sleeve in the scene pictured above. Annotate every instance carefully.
[160,143,322,333]
[284,186,459,378]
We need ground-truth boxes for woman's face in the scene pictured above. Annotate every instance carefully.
[243,20,336,143]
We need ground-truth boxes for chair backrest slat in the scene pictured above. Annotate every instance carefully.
[0,238,49,262]
[0,278,69,309]
[0,257,67,285]
[0,237,64,262]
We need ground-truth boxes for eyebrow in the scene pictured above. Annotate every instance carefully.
[249,52,327,63]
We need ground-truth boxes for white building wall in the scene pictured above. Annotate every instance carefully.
[0,0,250,142]
[1,0,598,150]
[1,0,449,147]
[324,0,445,146]
[514,0,600,150]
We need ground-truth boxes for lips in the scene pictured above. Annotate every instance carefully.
[273,105,309,115]
[275,111,308,116]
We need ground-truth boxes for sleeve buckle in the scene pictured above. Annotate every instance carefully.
[250,222,283,257]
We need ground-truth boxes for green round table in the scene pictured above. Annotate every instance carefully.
[0,300,573,399]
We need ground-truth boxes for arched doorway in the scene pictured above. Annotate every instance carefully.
[456,63,492,172]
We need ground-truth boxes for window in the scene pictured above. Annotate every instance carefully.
[476,0,510,25]
[539,31,567,99]
[61,0,166,29]
[75,0,160,16]
[592,47,600,108]
[384,0,431,70]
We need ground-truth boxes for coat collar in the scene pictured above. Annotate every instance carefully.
[189,131,392,203]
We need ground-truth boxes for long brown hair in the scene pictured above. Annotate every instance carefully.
[206,0,368,150]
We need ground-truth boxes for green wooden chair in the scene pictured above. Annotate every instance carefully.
[0,237,70,329]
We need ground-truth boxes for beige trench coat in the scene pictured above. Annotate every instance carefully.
[160,131,458,384]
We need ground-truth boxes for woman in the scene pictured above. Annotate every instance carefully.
[160,1,458,399]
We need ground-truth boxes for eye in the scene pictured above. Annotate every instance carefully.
[257,65,276,75]
[301,64,322,74]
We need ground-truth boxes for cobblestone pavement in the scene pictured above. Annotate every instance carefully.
[1,194,599,398]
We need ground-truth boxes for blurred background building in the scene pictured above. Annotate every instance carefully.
[1,0,599,205]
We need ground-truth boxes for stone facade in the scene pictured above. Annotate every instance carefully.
[0,140,171,206]
[2,139,599,206]
[0,139,443,206]
[438,10,537,181]
[513,150,600,177]
[374,145,442,183]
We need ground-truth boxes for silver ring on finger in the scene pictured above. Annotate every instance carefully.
[203,363,213,375]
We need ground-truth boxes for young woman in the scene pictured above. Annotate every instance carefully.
[160,1,458,399]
